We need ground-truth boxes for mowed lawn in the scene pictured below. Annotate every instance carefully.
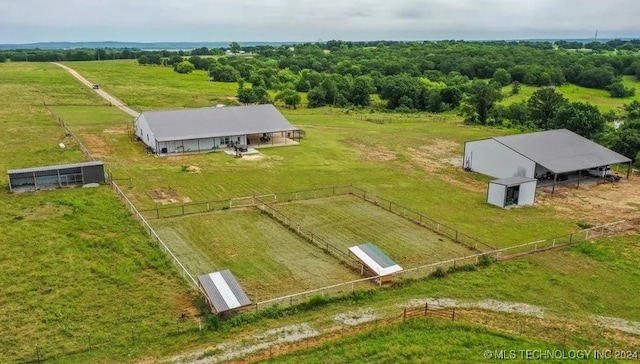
[150,209,360,298]
[274,196,476,267]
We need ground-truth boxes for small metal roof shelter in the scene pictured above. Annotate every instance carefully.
[138,104,300,142]
[198,270,251,314]
[348,243,403,276]
[492,129,631,174]
[490,176,537,187]
[7,161,104,175]
[7,161,105,193]
[488,177,537,208]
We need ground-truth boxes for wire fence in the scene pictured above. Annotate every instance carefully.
[43,102,95,162]
[255,195,363,273]
[250,220,629,312]
[349,186,495,252]
[139,185,354,219]
[108,179,201,290]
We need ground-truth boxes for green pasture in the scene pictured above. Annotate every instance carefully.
[274,196,476,266]
[150,209,360,298]
[1,60,639,363]
[63,60,239,110]
[501,76,640,113]
[264,318,565,364]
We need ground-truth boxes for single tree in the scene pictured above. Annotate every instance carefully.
[553,102,604,139]
[174,61,195,74]
[492,68,512,87]
[527,88,567,130]
[462,80,502,125]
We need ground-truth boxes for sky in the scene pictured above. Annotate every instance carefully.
[2,0,639,44]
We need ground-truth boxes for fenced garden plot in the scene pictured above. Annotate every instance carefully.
[272,195,477,268]
[149,209,361,300]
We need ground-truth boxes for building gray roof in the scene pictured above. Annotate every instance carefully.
[8,161,104,175]
[138,104,299,142]
[493,129,631,174]
[198,270,251,313]
[490,176,537,186]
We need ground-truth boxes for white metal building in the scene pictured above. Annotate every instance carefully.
[464,129,632,191]
[487,176,537,208]
[134,104,303,155]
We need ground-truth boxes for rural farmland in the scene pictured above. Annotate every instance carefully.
[1,36,640,363]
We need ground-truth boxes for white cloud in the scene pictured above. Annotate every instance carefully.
[1,0,639,43]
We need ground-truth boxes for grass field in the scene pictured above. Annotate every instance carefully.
[263,318,564,364]
[501,76,640,113]
[273,195,476,267]
[2,60,639,363]
[0,62,200,364]
[150,209,360,298]
[63,60,240,110]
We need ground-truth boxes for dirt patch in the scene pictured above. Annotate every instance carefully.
[362,147,397,162]
[185,165,201,173]
[79,131,108,159]
[168,323,319,364]
[407,139,462,173]
[592,315,640,335]
[536,178,640,224]
[440,174,486,193]
[334,308,377,326]
[23,203,73,219]
[241,154,265,161]
[147,187,189,205]
[103,125,128,135]
[406,298,545,318]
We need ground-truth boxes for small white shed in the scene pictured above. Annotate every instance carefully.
[487,176,537,208]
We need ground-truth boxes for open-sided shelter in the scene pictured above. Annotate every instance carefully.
[348,243,403,279]
[134,104,303,155]
[487,176,537,208]
[7,161,105,193]
[464,129,632,191]
[198,270,252,314]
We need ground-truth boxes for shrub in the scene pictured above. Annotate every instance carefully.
[477,254,496,267]
[431,267,447,278]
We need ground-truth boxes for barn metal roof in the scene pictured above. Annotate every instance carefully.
[198,270,251,313]
[7,161,104,175]
[490,176,537,187]
[348,243,403,276]
[137,104,299,142]
[493,129,631,174]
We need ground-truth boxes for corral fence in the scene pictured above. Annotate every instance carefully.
[138,184,493,254]
[251,220,629,312]
[495,220,628,260]
[138,185,353,219]
[43,102,95,162]
[109,179,201,291]
[349,186,495,252]
[254,195,363,272]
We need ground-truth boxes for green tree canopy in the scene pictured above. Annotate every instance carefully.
[528,88,568,130]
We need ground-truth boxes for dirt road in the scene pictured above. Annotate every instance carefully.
[53,62,140,118]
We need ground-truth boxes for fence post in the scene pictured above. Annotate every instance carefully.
[569,233,573,244]
[424,302,428,316]
[455,230,459,242]
[403,308,407,322]
[452,308,456,321]
[36,344,41,364]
